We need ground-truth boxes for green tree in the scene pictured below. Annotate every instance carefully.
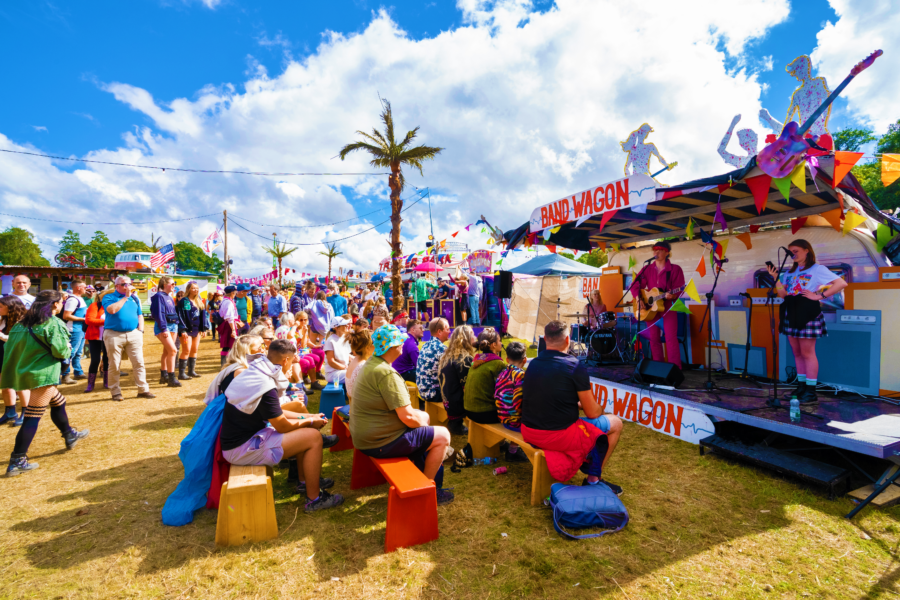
[173,241,225,276]
[339,98,444,304]
[58,230,85,259]
[148,233,163,252]
[117,239,152,252]
[317,242,343,281]
[84,231,119,268]
[850,120,900,211]
[263,241,298,286]
[578,248,609,268]
[832,127,876,152]
[0,227,50,266]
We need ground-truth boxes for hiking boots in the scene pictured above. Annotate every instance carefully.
[798,385,818,405]
[784,381,807,399]
[187,358,199,378]
[167,372,182,388]
[6,453,39,477]
[295,477,335,494]
[304,490,345,512]
[64,428,90,450]
[177,359,190,381]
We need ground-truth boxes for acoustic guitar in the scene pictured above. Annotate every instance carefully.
[634,285,687,322]
[758,49,882,179]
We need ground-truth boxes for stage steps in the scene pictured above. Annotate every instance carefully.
[699,435,852,499]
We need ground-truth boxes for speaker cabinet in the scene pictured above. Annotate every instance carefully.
[633,359,685,388]
[495,271,513,299]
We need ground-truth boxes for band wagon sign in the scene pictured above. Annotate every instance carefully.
[590,378,715,444]
[529,173,657,232]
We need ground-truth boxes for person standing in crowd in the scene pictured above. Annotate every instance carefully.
[372,297,390,321]
[323,316,352,386]
[217,285,241,367]
[434,277,452,301]
[467,272,483,326]
[391,311,408,333]
[2,290,90,476]
[267,283,289,321]
[393,319,423,384]
[176,281,207,380]
[150,276,182,388]
[207,292,221,341]
[521,321,624,493]
[417,317,449,405]
[413,275,437,318]
[0,296,27,424]
[451,274,469,324]
[102,276,156,402]
[235,284,251,333]
[438,325,476,436]
[83,286,108,393]
[250,285,264,322]
[326,285,348,317]
[289,282,305,315]
[60,279,89,385]
[11,275,35,310]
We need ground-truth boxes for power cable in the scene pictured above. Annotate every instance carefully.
[0,148,389,176]
[230,206,390,229]
[0,210,220,226]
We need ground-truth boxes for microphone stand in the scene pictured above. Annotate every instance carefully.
[765,251,793,408]
[699,256,728,391]
[613,260,654,365]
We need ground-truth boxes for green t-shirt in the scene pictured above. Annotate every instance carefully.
[349,355,412,450]
[235,296,248,321]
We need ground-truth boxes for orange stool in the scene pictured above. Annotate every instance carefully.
[329,407,354,453]
[350,451,439,552]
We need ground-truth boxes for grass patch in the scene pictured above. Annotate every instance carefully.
[0,332,896,598]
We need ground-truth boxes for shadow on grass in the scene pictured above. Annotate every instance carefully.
[130,414,201,431]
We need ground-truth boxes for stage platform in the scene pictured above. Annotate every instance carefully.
[585,363,900,460]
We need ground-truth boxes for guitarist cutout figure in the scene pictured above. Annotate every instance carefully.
[759,54,833,149]
[629,241,685,370]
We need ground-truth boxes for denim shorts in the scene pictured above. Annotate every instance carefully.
[222,427,284,467]
[154,322,178,336]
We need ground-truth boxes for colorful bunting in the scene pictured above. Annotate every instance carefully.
[686,217,694,240]
[736,232,752,250]
[773,175,792,202]
[670,299,693,314]
[883,154,900,187]
[790,162,806,193]
[627,255,636,271]
[875,223,894,252]
[749,225,761,233]
[745,174,773,214]
[684,279,701,304]
[465,225,471,231]
[550,226,561,234]
[599,209,618,233]
[451,231,459,238]
[495,259,503,266]
[833,151,864,188]
[546,245,557,254]
[696,254,707,278]
[842,211,867,236]
[790,217,808,235]
[611,243,620,252]
[720,239,729,258]
[714,201,728,232]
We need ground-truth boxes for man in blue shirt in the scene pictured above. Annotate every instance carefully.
[101,275,156,402]
[325,285,348,316]
[267,283,289,320]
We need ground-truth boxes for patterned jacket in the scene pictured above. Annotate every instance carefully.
[416,338,445,401]
[494,364,525,429]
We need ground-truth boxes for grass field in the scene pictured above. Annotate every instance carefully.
[0,332,897,599]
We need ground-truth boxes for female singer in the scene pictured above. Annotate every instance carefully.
[767,239,847,404]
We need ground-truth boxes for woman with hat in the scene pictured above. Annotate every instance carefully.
[322,316,352,386]
[628,241,685,369]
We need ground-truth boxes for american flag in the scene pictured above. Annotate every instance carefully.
[150,243,175,269]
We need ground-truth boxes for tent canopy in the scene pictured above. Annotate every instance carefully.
[506,253,605,276]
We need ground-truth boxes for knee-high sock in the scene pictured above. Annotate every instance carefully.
[12,417,41,455]
[50,404,72,435]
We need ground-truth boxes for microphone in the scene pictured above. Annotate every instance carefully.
[643,257,654,264]
[781,246,795,256]
[738,292,751,298]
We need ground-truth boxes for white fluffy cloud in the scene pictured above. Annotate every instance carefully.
[811,0,900,133]
[0,0,833,278]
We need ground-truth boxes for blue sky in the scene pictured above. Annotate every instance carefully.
[0,0,896,276]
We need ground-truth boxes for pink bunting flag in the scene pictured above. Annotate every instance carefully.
[465,225,471,231]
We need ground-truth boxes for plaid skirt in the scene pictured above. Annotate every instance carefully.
[780,310,827,339]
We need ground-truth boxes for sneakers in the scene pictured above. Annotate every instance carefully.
[111,394,124,402]
[304,490,345,512]
[64,428,90,450]
[582,478,624,496]
[505,447,529,463]
[321,434,340,449]
[436,488,455,505]
[310,381,325,391]
[136,391,157,399]
[447,419,468,436]
[6,454,39,477]
[295,477,335,494]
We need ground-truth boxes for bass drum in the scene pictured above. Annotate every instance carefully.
[589,329,617,356]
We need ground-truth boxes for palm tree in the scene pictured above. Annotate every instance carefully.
[339,98,443,305]
[263,241,298,286]
[317,242,343,282]
[148,233,162,252]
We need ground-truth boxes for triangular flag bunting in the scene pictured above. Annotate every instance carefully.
[575,214,591,227]
[720,238,729,258]
[599,209,618,233]
[833,151,863,188]
[791,217,808,235]
[598,242,607,250]
[451,231,459,238]
[670,299,692,314]
[745,174,772,214]
[627,255,636,271]
[883,154,900,187]
[790,162,806,193]
[736,232,752,250]
[842,211,867,236]
[876,223,894,252]
[749,225,761,233]
[714,201,728,232]
[684,279,701,304]
[495,259,503,266]
[686,217,694,240]
[465,225,471,231]
[773,175,792,202]
[696,254,707,278]
[550,226,561,234]
[611,243,620,252]
[546,245,557,254]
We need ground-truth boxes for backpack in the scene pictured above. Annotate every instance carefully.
[549,482,629,539]
[450,442,474,473]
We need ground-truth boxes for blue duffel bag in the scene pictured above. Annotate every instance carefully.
[549,482,629,539]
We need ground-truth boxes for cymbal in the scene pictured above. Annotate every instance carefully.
[562,312,590,317]
[553,299,572,305]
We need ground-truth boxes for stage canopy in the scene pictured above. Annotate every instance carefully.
[506,253,606,277]
[503,155,899,252]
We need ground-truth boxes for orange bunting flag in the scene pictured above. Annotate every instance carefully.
[842,211,867,236]
[791,217,808,235]
[736,232,752,250]
[883,154,900,187]
[745,174,772,214]
[833,151,863,188]
[546,244,557,254]
[696,254,707,278]
[820,207,843,232]
[598,242,607,250]
[451,231,459,238]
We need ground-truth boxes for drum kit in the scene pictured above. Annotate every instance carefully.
[563,309,626,363]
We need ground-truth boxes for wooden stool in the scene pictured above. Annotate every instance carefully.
[424,400,448,427]
[215,464,278,546]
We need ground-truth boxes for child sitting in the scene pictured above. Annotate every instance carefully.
[494,341,527,431]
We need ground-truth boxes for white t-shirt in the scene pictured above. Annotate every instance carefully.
[365,290,380,302]
[781,264,839,297]
[322,333,352,383]
[63,295,87,332]
[14,293,35,310]
[274,325,297,349]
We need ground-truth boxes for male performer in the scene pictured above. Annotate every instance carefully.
[629,241,684,369]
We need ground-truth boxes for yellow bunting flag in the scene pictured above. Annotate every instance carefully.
[790,162,806,193]
[736,232,752,250]
[842,211,867,236]
[611,243,620,252]
[820,207,843,232]
[627,255,636,271]
[884,154,900,187]
[720,238,729,257]
[684,279,701,304]
[686,217,694,240]
[550,226,561,234]
[670,299,693,314]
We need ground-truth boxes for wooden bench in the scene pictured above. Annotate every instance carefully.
[466,420,560,506]
[216,464,278,546]
[350,450,439,552]
[405,381,448,427]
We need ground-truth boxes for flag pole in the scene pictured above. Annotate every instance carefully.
[223,210,229,284]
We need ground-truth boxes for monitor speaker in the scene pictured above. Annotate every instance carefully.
[495,271,513,298]
[633,359,685,388]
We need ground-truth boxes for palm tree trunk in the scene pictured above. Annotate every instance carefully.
[328,257,332,282]
[389,161,403,309]
[278,256,283,286]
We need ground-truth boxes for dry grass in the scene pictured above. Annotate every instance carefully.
[0,332,897,599]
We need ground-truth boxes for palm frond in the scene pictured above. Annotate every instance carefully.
[339,141,387,161]
[398,145,444,176]
[380,98,396,147]
[398,127,419,149]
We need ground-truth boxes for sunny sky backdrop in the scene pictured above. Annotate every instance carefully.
[1,0,897,277]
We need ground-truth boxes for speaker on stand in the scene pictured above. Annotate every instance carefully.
[495,270,513,299]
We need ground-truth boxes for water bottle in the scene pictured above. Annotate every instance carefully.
[790,396,800,423]
[476,457,497,466]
